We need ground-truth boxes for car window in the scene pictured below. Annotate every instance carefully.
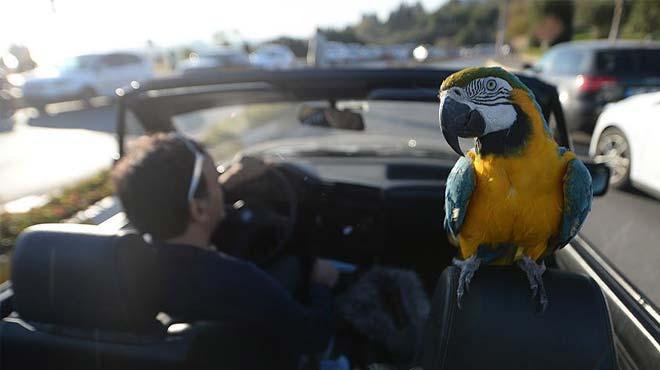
[167,100,458,163]
[535,48,558,73]
[597,49,660,75]
[59,55,98,72]
[550,49,589,75]
[596,50,635,74]
[101,53,141,67]
[637,49,660,75]
[121,54,143,65]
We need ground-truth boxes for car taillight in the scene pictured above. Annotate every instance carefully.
[576,75,618,93]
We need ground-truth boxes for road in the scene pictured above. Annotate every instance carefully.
[0,105,117,205]
[0,62,658,307]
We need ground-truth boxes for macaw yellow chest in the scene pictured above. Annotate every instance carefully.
[457,145,572,262]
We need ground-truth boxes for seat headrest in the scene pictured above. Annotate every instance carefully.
[422,266,617,370]
[11,224,161,332]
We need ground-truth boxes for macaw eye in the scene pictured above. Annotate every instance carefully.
[486,79,497,91]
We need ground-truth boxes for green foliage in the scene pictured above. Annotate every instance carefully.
[574,0,633,39]
[0,170,113,252]
[320,26,362,44]
[538,0,574,45]
[320,0,500,46]
[449,1,499,46]
[264,0,659,54]
[506,0,533,40]
[624,0,660,37]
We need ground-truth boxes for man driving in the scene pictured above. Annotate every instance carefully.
[111,133,338,359]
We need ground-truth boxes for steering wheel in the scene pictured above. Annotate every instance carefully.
[212,156,299,267]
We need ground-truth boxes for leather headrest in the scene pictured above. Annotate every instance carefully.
[422,266,617,370]
[11,224,161,332]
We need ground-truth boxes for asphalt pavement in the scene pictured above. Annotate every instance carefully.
[0,105,117,205]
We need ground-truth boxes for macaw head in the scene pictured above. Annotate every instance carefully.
[438,66,540,156]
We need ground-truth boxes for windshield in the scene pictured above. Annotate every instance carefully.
[58,55,97,73]
[166,100,463,163]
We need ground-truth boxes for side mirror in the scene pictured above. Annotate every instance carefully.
[585,162,610,197]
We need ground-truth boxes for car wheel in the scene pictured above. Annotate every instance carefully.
[595,127,631,189]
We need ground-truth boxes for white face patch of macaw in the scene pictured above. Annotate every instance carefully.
[445,77,518,135]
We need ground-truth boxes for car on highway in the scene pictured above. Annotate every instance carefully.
[0,67,16,120]
[21,52,153,111]
[249,44,296,69]
[527,40,660,133]
[589,91,660,197]
[1,69,658,370]
[176,48,250,76]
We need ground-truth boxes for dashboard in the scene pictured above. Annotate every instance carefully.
[275,156,457,288]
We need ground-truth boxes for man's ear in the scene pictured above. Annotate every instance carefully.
[188,199,211,224]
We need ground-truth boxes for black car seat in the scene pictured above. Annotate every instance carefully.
[0,224,294,370]
[422,265,617,370]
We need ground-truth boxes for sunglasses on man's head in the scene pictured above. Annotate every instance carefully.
[177,135,205,203]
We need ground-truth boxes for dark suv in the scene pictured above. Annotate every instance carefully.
[527,40,660,133]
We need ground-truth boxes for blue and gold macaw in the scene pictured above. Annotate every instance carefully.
[439,67,592,311]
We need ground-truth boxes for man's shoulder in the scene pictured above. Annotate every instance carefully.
[156,243,252,275]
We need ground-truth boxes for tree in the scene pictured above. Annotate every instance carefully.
[321,26,362,44]
[427,0,498,46]
[354,14,386,43]
[535,0,574,45]
[574,0,632,39]
[624,0,660,37]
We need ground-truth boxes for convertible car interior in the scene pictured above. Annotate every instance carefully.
[0,69,647,370]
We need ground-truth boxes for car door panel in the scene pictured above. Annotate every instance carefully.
[636,101,660,191]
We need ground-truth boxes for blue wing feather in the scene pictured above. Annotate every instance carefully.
[557,158,593,248]
[444,156,476,237]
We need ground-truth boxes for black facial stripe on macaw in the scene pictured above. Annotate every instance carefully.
[476,104,531,156]
[466,84,510,104]
[471,96,507,105]
[469,101,512,107]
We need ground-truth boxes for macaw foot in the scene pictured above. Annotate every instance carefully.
[517,256,548,312]
[452,255,481,309]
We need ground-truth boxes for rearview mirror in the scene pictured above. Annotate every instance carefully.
[585,162,610,197]
[298,105,365,131]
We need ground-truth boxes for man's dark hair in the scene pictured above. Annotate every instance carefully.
[112,133,209,240]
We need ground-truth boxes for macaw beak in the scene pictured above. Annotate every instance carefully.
[439,95,486,156]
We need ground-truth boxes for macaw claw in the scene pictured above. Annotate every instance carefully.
[518,256,548,312]
[453,255,482,309]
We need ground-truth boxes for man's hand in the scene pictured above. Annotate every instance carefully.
[218,156,270,190]
[311,259,339,288]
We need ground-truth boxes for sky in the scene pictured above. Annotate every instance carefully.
[1,0,446,65]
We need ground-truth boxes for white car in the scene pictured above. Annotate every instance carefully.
[249,44,295,70]
[22,52,152,110]
[176,48,250,76]
[589,91,660,197]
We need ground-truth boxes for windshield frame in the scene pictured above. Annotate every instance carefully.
[116,68,570,156]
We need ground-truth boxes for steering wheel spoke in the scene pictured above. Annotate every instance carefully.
[212,156,298,266]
